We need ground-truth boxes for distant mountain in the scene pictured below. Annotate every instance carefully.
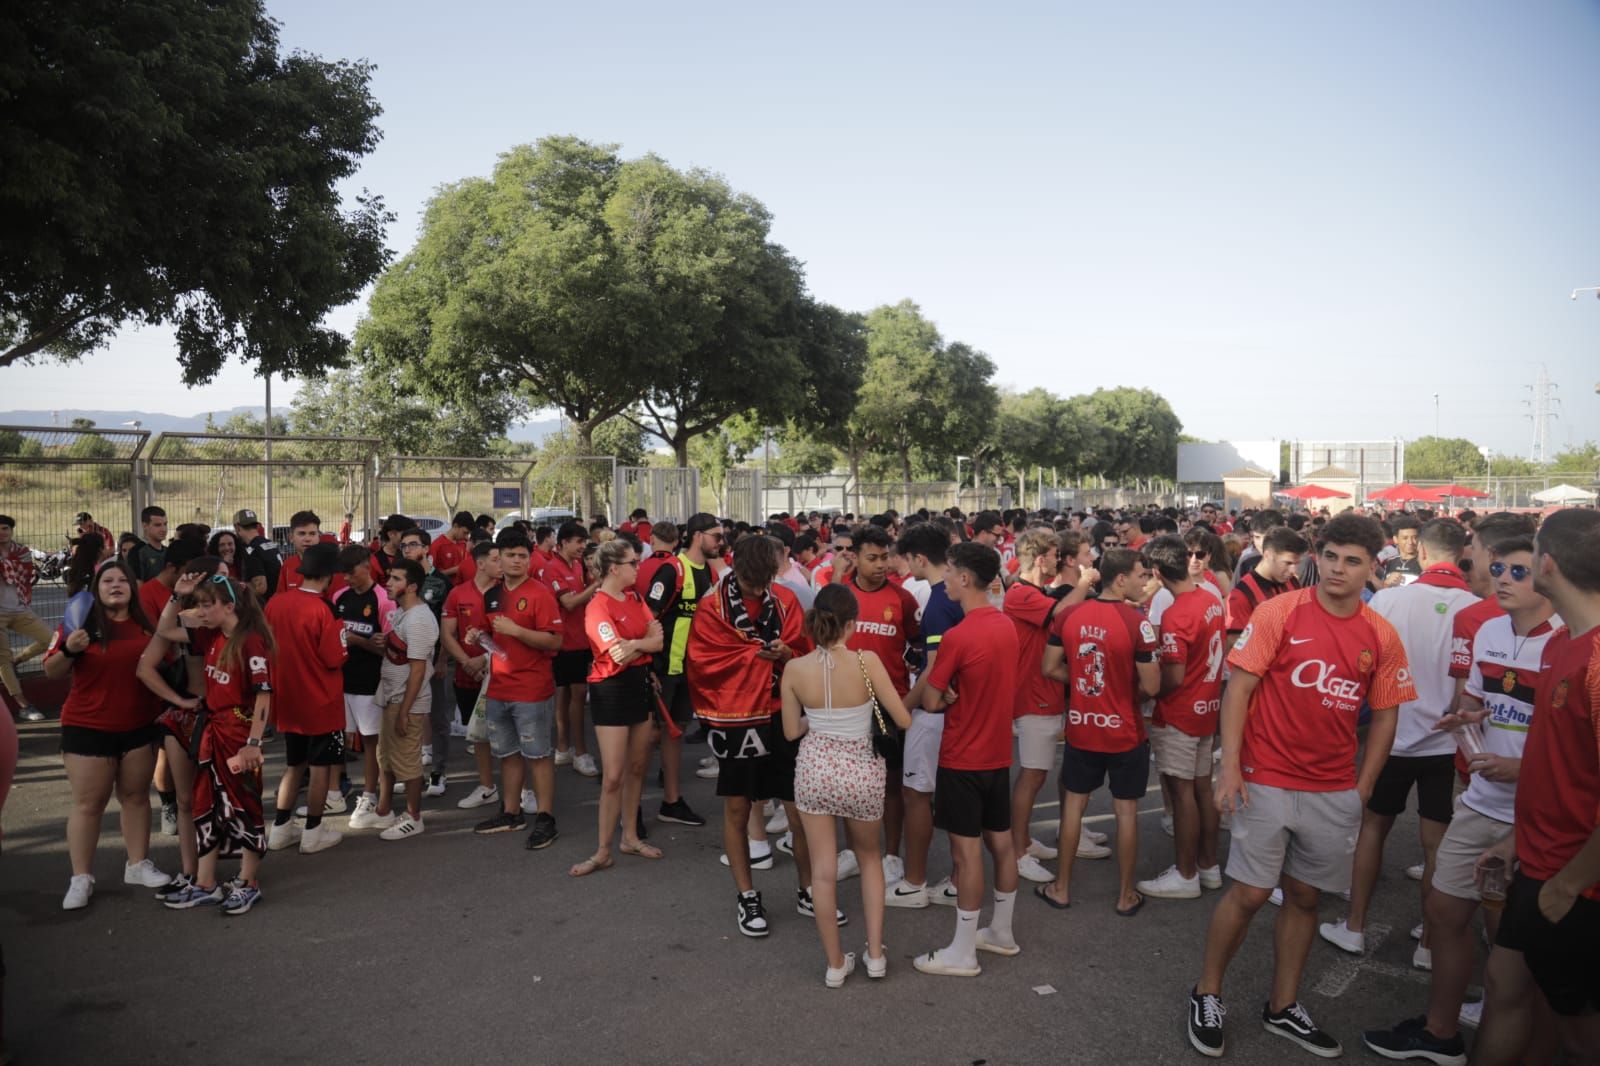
[0,408,565,445]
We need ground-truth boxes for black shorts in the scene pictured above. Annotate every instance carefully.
[708,724,795,802]
[1061,741,1150,800]
[454,685,480,726]
[60,723,160,759]
[933,767,1011,838]
[553,649,593,687]
[656,672,695,725]
[1496,871,1600,1016]
[283,730,345,767]
[590,668,651,728]
[1367,753,1455,823]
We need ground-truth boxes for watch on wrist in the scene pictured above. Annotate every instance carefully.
[244,737,263,748]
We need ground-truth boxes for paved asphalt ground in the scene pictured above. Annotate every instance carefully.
[1,713,1475,1066]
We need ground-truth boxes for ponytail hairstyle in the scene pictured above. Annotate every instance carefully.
[65,532,107,597]
[804,583,858,648]
[193,574,276,671]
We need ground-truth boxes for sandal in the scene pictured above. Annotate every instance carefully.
[1116,892,1145,918]
[1035,884,1071,910]
[619,840,663,860]
[568,852,614,878]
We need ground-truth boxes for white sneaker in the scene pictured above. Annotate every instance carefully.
[775,831,794,856]
[928,878,960,906]
[912,947,981,977]
[1082,827,1108,846]
[123,859,169,888]
[1411,922,1424,941]
[293,791,347,819]
[1269,887,1284,906]
[1136,865,1201,900]
[266,821,302,851]
[1017,855,1054,883]
[393,780,406,795]
[421,745,433,767]
[449,720,469,738]
[62,874,95,910]
[699,755,718,770]
[299,825,343,854]
[457,784,500,809]
[574,753,599,777]
[1318,918,1365,954]
[825,952,857,988]
[361,808,398,832]
[695,761,720,779]
[864,948,888,978]
[836,849,860,881]
[1026,837,1058,861]
[1076,837,1111,860]
[1199,865,1223,890]
[765,806,789,834]
[886,880,929,908]
[1405,862,1425,881]
[380,813,424,841]
[346,794,382,829]
[1161,814,1175,837]
[719,843,774,870]
[763,799,778,817]
[1413,945,1432,971]
[882,853,905,885]
[520,789,538,814]
[554,748,574,766]
[423,772,447,798]
[1459,1000,1482,1029]
[976,927,1021,956]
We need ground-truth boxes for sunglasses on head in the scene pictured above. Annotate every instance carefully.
[1489,561,1531,582]
[209,573,237,603]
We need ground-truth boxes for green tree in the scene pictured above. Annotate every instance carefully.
[1073,387,1182,482]
[1405,436,1486,481]
[0,0,392,380]
[1549,442,1600,474]
[689,416,764,513]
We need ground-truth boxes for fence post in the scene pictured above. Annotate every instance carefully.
[130,456,150,533]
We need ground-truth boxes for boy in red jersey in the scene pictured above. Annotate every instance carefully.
[263,543,348,855]
[1039,548,1160,915]
[1224,526,1307,653]
[1138,535,1226,902]
[441,540,502,810]
[544,522,600,776]
[913,542,1022,977]
[1471,508,1600,1066]
[1187,513,1415,1059]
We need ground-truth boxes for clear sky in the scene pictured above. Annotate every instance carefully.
[9,0,1600,460]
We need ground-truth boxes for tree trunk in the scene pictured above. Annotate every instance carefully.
[848,447,862,516]
[578,418,600,520]
[675,433,690,469]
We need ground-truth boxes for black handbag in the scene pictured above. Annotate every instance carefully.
[856,652,897,760]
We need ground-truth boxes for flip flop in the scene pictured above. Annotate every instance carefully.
[568,853,615,878]
[619,840,663,860]
[1116,892,1145,918]
[1034,884,1071,910]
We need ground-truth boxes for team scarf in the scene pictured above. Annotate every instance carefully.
[686,571,791,727]
[1414,564,1470,592]
[0,542,36,607]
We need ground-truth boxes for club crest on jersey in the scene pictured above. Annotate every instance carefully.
[1502,669,1518,694]
[1552,679,1569,709]
[363,605,372,617]
[249,655,268,675]
[883,606,894,622]
[1357,649,1373,675]
[517,598,528,612]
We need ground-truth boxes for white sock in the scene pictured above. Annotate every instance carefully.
[989,890,1017,943]
[950,907,980,960]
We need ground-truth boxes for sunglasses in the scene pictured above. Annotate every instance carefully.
[1489,561,1531,582]
[1188,550,1209,559]
[209,573,237,603]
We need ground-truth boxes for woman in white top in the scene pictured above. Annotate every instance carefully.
[781,585,911,988]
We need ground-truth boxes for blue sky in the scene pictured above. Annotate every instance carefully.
[10,0,1599,460]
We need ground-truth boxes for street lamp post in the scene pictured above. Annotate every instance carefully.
[1479,445,1493,505]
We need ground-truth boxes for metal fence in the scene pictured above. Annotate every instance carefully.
[613,466,700,525]
[0,424,151,550]
[374,455,538,527]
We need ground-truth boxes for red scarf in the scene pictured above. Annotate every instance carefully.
[0,542,35,608]
[686,574,803,727]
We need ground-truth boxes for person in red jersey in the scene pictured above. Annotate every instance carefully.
[1004,528,1073,887]
[841,524,919,881]
[1470,509,1600,1066]
[569,540,665,877]
[137,537,205,831]
[41,559,167,910]
[688,534,816,940]
[431,512,472,585]
[1039,548,1160,915]
[262,543,348,856]
[276,510,347,600]
[544,521,599,776]
[911,542,1021,977]
[160,575,275,916]
[1224,526,1307,653]
[440,540,502,812]
[1138,535,1226,902]
[1187,512,1415,1059]
[634,521,679,601]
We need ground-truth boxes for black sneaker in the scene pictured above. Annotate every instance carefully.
[736,891,769,937]
[1361,1017,1466,1065]
[1262,1001,1342,1058]
[524,812,558,850]
[1188,988,1226,1058]
[658,798,706,827]
[796,887,849,926]
[153,872,194,902]
[474,810,526,835]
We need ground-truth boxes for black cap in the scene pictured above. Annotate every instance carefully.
[75,511,93,523]
[298,542,341,580]
[683,512,721,537]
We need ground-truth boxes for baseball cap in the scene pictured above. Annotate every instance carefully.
[74,511,93,524]
[298,542,341,580]
[683,512,721,537]
[233,509,261,528]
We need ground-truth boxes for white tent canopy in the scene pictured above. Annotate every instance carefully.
[1531,483,1598,504]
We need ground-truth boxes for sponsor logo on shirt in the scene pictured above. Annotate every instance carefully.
[855,621,900,637]
[1139,621,1156,645]
[1234,623,1252,651]
[1290,659,1364,703]
[1069,709,1124,729]
[598,622,616,643]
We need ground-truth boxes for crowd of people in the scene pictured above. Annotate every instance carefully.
[1,497,1597,1064]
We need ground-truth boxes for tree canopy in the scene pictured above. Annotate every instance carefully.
[0,0,392,381]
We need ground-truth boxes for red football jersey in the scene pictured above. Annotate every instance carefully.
[1449,596,1503,679]
[1004,581,1064,718]
[46,618,159,732]
[1153,588,1226,737]
[925,606,1019,771]
[1051,598,1158,754]
[483,577,563,702]
[442,581,489,687]
[275,555,347,600]
[430,537,466,584]
[843,575,920,697]
[1225,570,1298,635]
[541,552,591,652]
[138,578,171,629]
[197,630,273,714]
[1514,626,1600,899]
[586,588,655,682]
[265,588,347,733]
[1228,587,1415,791]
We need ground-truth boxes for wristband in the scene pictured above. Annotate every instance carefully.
[63,645,85,660]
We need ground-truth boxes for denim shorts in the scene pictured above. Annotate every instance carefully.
[485,697,555,760]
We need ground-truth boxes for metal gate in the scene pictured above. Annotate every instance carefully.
[0,424,151,550]
[373,455,540,525]
[145,432,378,541]
[613,467,701,525]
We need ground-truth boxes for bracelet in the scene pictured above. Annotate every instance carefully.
[63,645,84,660]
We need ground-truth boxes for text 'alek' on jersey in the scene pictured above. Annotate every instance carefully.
[1048,598,1158,754]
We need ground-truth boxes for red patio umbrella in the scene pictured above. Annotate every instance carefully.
[1417,484,1491,502]
[1279,484,1351,500]
[1366,482,1428,503]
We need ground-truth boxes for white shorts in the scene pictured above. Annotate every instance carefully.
[901,710,944,794]
[1150,722,1215,781]
[344,692,381,736]
[1015,713,1064,771]
[1432,798,1512,902]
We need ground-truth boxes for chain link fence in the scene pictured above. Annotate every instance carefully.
[374,455,538,529]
